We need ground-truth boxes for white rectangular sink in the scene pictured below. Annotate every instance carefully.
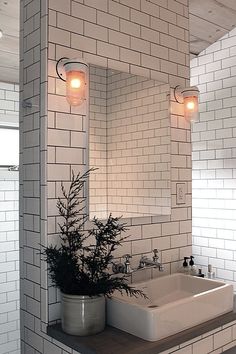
[107,273,233,341]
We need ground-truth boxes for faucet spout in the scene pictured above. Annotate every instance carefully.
[112,250,164,275]
[138,250,164,272]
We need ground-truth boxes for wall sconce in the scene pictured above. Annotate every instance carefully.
[174,86,200,123]
[56,58,88,106]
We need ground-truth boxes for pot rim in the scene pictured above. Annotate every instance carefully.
[61,293,104,300]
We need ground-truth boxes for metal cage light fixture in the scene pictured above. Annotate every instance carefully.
[174,85,200,123]
[56,58,88,106]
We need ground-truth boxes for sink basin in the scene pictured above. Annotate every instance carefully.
[106,273,233,341]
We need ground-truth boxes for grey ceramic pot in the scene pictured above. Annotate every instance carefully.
[61,293,105,336]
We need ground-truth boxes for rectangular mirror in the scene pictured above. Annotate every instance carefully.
[88,66,171,219]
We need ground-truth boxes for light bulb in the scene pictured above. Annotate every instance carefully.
[70,78,81,89]
[0,30,3,39]
[184,96,199,122]
[66,70,86,106]
[186,100,195,110]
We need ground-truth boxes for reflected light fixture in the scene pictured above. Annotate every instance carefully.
[174,85,200,123]
[56,58,88,106]
[0,29,3,39]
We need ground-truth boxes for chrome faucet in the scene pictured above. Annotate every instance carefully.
[123,254,133,274]
[112,249,164,274]
[112,254,133,274]
[139,249,164,271]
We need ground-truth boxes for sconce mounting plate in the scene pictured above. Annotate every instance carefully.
[56,58,89,82]
[174,85,184,104]
[56,57,69,82]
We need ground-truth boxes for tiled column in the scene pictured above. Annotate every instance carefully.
[20,1,194,353]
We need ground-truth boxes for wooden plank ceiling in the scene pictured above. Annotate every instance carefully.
[0,0,236,83]
[190,0,236,56]
[0,0,19,83]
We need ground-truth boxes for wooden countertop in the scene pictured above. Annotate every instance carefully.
[48,310,236,354]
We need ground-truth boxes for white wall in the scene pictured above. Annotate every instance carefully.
[191,28,236,290]
[20,0,195,353]
[0,172,20,354]
[89,68,171,219]
[0,82,19,116]
[19,1,236,353]
[46,0,192,324]
[89,66,107,219]
[0,81,20,354]
[106,73,170,217]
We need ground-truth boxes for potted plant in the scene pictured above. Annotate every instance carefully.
[43,170,144,336]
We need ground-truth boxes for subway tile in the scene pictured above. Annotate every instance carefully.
[132,239,152,255]
[84,0,108,11]
[120,19,140,37]
[142,224,161,238]
[214,327,232,349]
[109,1,130,20]
[72,2,96,22]
[57,13,83,35]
[97,11,119,30]
[55,147,84,164]
[85,22,108,42]
[131,8,150,27]
[71,33,96,54]
[49,27,70,46]
[48,129,70,147]
[97,41,119,60]
[109,30,130,48]
[49,0,70,13]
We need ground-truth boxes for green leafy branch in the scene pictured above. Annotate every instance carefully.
[43,170,145,298]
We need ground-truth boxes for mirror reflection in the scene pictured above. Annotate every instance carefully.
[89,66,171,219]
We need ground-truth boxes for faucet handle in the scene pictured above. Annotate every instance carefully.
[122,254,133,274]
[139,255,147,268]
[153,249,159,261]
[123,254,132,263]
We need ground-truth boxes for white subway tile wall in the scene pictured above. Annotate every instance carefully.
[20,1,48,354]
[191,28,236,292]
[159,320,236,354]
[0,83,19,116]
[0,171,20,354]
[106,71,171,217]
[89,66,171,219]
[46,0,192,323]
[89,66,108,219]
[20,0,236,353]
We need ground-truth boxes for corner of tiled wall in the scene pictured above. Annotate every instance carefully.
[191,27,236,292]
[20,0,195,353]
